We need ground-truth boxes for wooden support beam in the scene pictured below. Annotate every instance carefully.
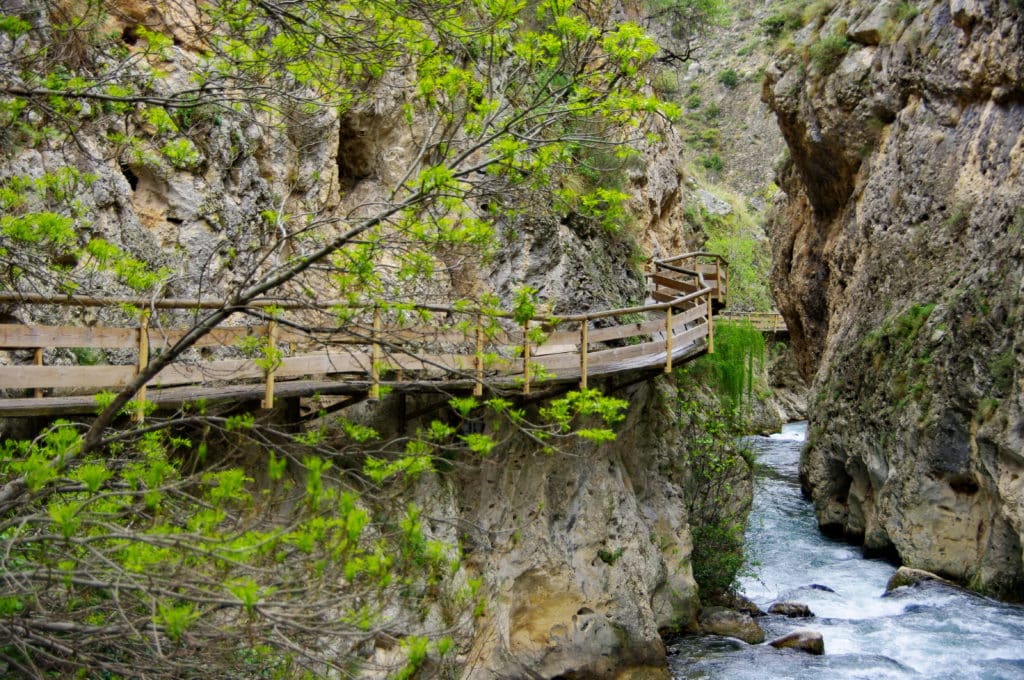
[664,307,673,373]
[133,313,149,423]
[261,320,278,410]
[579,322,588,390]
[299,394,366,422]
[33,348,43,399]
[721,259,728,307]
[370,307,381,401]
[714,259,722,304]
[706,295,715,354]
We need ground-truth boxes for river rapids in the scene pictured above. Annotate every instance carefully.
[669,422,1024,679]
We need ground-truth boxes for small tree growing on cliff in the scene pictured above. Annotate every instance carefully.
[673,322,763,600]
[0,0,672,676]
[643,0,729,64]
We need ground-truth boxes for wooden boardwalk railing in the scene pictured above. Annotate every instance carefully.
[716,311,788,333]
[656,252,728,308]
[0,253,728,418]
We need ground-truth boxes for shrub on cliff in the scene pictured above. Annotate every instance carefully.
[808,30,851,73]
[675,389,754,601]
[674,322,764,600]
[717,68,740,88]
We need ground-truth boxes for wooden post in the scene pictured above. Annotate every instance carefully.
[706,294,715,354]
[664,306,673,373]
[721,258,728,307]
[579,321,589,390]
[714,258,722,305]
[33,348,43,399]
[370,307,381,401]
[133,313,149,423]
[261,320,278,410]
[473,314,484,397]
[522,320,531,395]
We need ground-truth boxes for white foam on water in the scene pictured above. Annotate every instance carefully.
[673,421,1024,679]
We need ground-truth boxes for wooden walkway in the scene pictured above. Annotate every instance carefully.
[0,253,738,418]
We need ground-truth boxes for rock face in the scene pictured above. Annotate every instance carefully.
[749,346,810,433]
[387,378,747,679]
[763,1,1024,598]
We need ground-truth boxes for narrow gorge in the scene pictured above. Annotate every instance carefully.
[764,0,1024,598]
[0,0,1022,678]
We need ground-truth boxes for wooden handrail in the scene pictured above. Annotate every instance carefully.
[658,251,730,266]
[0,252,724,412]
[0,283,710,325]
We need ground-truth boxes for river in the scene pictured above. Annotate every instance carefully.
[669,422,1024,679]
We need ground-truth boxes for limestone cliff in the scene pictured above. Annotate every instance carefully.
[764,0,1024,596]
[391,379,735,679]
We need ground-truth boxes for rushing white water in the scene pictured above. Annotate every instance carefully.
[669,422,1024,679]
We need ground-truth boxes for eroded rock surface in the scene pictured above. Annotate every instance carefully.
[452,379,746,678]
[764,0,1024,598]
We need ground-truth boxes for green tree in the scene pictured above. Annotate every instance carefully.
[643,0,729,64]
[0,0,673,676]
[673,323,763,600]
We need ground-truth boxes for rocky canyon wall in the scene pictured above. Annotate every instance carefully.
[764,0,1024,596]
[384,378,740,679]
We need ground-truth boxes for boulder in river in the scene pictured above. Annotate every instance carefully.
[719,592,766,617]
[768,602,814,618]
[698,607,765,644]
[768,629,825,655]
[885,567,955,594]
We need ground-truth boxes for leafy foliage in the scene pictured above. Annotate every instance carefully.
[0,419,468,677]
[691,320,766,416]
[643,0,730,64]
[717,68,740,88]
[701,153,724,172]
[673,386,752,600]
[670,319,769,601]
[0,0,687,674]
